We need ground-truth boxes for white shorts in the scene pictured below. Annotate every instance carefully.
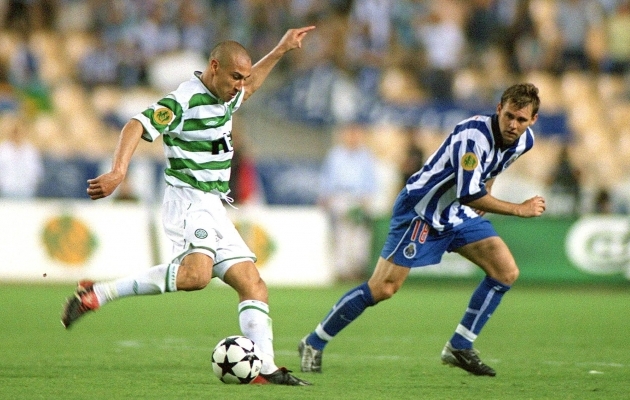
[161,185,256,280]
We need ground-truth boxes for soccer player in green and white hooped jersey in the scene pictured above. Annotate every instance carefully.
[137,70,242,196]
[61,26,316,386]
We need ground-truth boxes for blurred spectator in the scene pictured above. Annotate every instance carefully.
[3,0,57,30]
[0,61,19,113]
[601,0,630,74]
[230,118,264,205]
[319,123,378,282]
[415,8,466,102]
[8,21,52,114]
[178,0,214,57]
[389,0,429,82]
[547,144,582,215]
[400,127,425,184]
[91,0,137,46]
[287,1,352,72]
[465,0,504,67]
[114,37,146,88]
[593,187,613,214]
[498,0,543,74]
[346,0,392,94]
[390,0,428,52]
[246,1,290,65]
[90,1,144,87]
[554,0,605,72]
[0,115,43,198]
[77,36,119,89]
[134,1,181,81]
[288,0,329,25]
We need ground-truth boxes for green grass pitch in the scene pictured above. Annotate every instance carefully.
[1,281,628,399]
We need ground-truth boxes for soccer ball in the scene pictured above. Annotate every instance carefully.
[211,336,262,384]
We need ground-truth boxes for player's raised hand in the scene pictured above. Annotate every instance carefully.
[276,26,315,52]
[520,195,546,217]
[87,171,124,200]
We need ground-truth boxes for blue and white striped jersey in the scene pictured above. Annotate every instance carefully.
[399,114,534,232]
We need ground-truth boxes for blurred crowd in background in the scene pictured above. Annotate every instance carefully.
[0,0,629,217]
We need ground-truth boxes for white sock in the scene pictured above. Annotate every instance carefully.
[238,300,277,374]
[93,263,179,306]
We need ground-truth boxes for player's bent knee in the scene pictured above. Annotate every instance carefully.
[177,264,212,291]
[493,266,519,286]
[507,267,520,284]
[369,281,400,303]
[181,273,212,291]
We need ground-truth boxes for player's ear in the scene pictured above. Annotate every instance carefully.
[496,103,502,114]
[210,58,219,73]
[530,113,539,125]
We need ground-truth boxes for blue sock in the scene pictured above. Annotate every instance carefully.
[307,282,375,351]
[450,276,510,349]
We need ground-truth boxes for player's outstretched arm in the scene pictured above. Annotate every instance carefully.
[466,194,546,218]
[86,119,144,200]
[243,25,315,101]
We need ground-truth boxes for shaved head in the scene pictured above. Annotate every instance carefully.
[210,41,251,66]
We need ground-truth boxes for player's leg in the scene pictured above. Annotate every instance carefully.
[96,252,214,302]
[300,214,439,372]
[221,260,310,386]
[61,188,217,328]
[95,252,209,303]
[441,224,517,376]
[211,209,309,386]
[450,235,518,350]
[61,253,214,329]
[299,257,409,372]
[221,260,274,368]
[458,235,519,284]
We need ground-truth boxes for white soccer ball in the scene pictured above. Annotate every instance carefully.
[211,336,262,384]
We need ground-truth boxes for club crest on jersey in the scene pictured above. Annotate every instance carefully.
[153,107,173,126]
[403,242,417,259]
[461,152,478,171]
[195,229,208,239]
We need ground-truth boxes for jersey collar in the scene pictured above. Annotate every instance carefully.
[194,71,222,103]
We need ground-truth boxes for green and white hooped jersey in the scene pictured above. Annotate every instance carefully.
[133,71,244,195]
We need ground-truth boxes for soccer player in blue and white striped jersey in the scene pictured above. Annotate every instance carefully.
[62,26,315,386]
[300,83,546,377]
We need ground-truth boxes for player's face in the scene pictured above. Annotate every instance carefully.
[210,55,251,102]
[496,101,538,145]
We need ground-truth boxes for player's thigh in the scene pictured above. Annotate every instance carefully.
[162,187,220,262]
[368,257,410,302]
[222,260,268,303]
[455,236,519,284]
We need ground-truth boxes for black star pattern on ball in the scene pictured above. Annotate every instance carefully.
[216,354,239,380]
[217,337,242,379]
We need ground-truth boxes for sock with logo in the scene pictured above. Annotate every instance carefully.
[449,276,510,349]
[239,300,278,374]
[93,263,179,306]
[306,282,375,351]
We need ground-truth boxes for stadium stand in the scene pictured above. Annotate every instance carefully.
[0,0,628,212]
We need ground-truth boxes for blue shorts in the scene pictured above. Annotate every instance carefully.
[380,216,498,268]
